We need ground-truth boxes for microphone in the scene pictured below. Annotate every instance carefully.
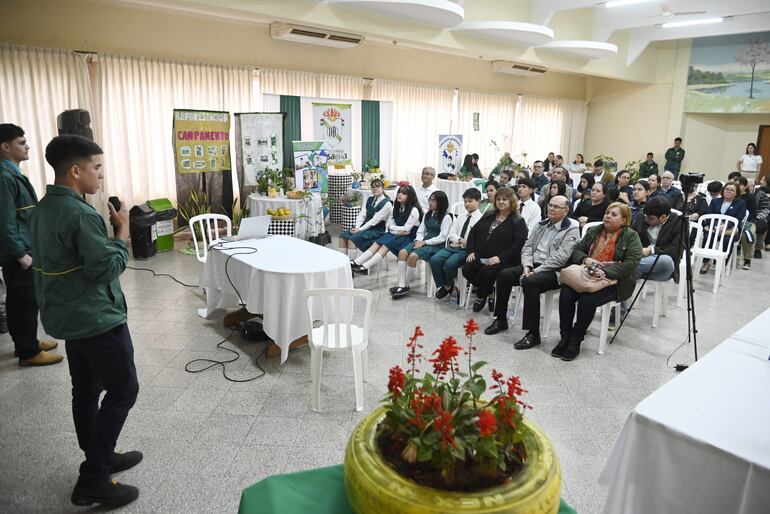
[108,196,122,235]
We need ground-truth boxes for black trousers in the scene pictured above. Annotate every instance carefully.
[66,323,139,484]
[493,266,560,332]
[558,284,618,341]
[1,260,41,359]
[462,260,505,298]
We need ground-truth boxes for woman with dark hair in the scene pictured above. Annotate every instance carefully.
[575,172,595,201]
[539,180,567,219]
[351,185,422,275]
[630,180,650,224]
[572,182,609,228]
[459,154,481,178]
[611,170,633,202]
[544,152,556,172]
[391,191,451,299]
[569,153,587,174]
[555,202,642,361]
[700,182,747,274]
[339,178,393,257]
[462,187,529,312]
[647,174,661,197]
[479,180,499,214]
[737,142,762,181]
[682,180,708,222]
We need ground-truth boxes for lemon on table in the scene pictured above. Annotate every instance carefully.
[267,208,274,215]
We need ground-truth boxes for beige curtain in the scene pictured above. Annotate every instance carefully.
[0,45,91,194]
[260,68,364,99]
[457,90,517,175]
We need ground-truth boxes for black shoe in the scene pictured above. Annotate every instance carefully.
[434,286,451,300]
[560,337,583,362]
[551,335,569,358]
[71,478,139,508]
[389,286,399,294]
[392,287,410,299]
[472,297,486,312]
[754,250,762,259]
[514,332,541,350]
[484,318,508,335]
[487,296,495,312]
[110,451,143,474]
[352,264,369,276]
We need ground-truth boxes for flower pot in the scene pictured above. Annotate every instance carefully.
[352,181,361,189]
[344,406,561,514]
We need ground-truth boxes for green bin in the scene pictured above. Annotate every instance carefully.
[146,198,177,253]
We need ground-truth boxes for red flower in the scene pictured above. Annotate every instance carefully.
[406,326,425,375]
[477,409,497,437]
[496,398,518,430]
[434,408,456,449]
[505,375,528,398]
[387,366,405,397]
[464,319,480,338]
[429,336,462,377]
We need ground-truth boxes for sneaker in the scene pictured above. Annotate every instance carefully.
[434,286,451,300]
[389,286,399,294]
[391,286,410,299]
[71,478,139,508]
[742,260,751,270]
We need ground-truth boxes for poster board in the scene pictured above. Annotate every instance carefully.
[235,112,284,186]
[312,102,352,165]
[173,110,231,173]
[293,141,329,193]
[438,134,463,175]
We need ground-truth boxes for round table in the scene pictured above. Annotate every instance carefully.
[247,193,324,240]
[436,178,481,208]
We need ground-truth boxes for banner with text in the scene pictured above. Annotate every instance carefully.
[173,110,231,174]
[293,141,328,193]
[236,112,284,186]
[312,102,352,166]
[438,134,463,176]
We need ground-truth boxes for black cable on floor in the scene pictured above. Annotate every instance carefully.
[126,266,198,288]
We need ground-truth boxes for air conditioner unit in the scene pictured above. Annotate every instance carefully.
[492,60,547,77]
[270,23,364,48]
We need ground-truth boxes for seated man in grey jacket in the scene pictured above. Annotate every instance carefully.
[484,195,580,350]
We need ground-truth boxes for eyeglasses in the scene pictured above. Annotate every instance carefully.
[547,203,567,209]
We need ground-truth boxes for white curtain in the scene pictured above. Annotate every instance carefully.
[98,54,254,204]
[512,95,588,166]
[372,80,454,181]
[558,98,588,165]
[260,69,364,99]
[0,45,92,194]
[457,90,517,175]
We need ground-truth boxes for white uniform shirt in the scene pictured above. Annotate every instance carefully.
[414,184,439,212]
[739,154,763,173]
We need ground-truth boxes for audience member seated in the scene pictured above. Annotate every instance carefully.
[538,166,574,200]
[631,196,683,283]
[607,188,625,205]
[458,153,482,178]
[498,169,513,188]
[339,178,393,257]
[647,173,661,197]
[471,153,482,178]
[736,176,758,270]
[484,195,580,349]
[462,188,528,312]
[351,185,422,276]
[479,180,498,214]
[415,166,439,211]
[651,171,684,210]
[531,160,549,190]
[752,178,769,258]
[555,202,642,361]
[611,169,633,203]
[682,180,709,221]
[700,181,746,274]
[515,168,530,184]
[572,182,609,228]
[593,160,614,185]
[568,153,587,175]
[539,180,568,220]
[727,171,743,184]
[516,177,541,232]
[391,191,451,299]
[630,180,650,224]
[575,172,595,201]
[706,180,723,204]
[430,188,483,300]
[543,152,556,172]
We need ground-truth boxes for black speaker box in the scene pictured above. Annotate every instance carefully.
[57,109,94,140]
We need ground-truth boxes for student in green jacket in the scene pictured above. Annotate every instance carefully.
[31,135,141,508]
[639,152,658,178]
[0,124,63,366]
[664,137,685,179]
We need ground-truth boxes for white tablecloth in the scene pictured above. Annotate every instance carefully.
[436,178,481,208]
[247,193,324,240]
[200,236,353,363]
[599,307,770,514]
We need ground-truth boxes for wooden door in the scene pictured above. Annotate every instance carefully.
[757,125,770,182]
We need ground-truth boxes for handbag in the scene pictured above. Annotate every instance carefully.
[559,264,618,294]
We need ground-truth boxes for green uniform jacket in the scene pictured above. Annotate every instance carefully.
[0,159,38,263]
[569,225,642,301]
[664,147,685,173]
[30,185,128,340]
[639,161,658,178]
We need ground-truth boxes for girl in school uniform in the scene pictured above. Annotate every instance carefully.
[391,190,451,299]
[338,179,393,258]
[350,185,423,275]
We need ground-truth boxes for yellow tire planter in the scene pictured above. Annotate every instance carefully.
[344,407,561,514]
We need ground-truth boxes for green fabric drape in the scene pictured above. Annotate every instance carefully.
[280,95,301,169]
[361,100,380,171]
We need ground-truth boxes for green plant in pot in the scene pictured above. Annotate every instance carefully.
[229,197,251,236]
[344,320,561,514]
[176,189,211,240]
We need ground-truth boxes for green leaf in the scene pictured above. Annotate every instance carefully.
[471,361,488,373]
[417,446,433,462]
[423,431,441,445]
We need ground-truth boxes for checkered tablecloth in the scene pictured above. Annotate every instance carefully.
[341,206,361,231]
[268,219,295,237]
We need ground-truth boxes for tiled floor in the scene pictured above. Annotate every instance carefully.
[2,236,769,514]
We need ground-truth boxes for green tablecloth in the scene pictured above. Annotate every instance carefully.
[239,465,578,514]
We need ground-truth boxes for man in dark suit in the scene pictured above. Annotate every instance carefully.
[631,196,683,282]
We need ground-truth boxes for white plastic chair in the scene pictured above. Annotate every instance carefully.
[450,201,465,217]
[597,302,622,354]
[672,180,682,191]
[727,211,749,275]
[677,222,704,307]
[692,214,740,293]
[303,288,372,412]
[189,213,232,264]
[581,221,603,238]
[671,208,683,216]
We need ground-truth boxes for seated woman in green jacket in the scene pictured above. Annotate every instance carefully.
[554,202,642,362]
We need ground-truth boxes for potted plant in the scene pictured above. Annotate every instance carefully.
[593,154,617,176]
[176,188,211,240]
[350,171,362,189]
[344,321,561,514]
[624,160,642,182]
[229,197,251,236]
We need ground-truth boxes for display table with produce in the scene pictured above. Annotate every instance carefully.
[247,193,324,240]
